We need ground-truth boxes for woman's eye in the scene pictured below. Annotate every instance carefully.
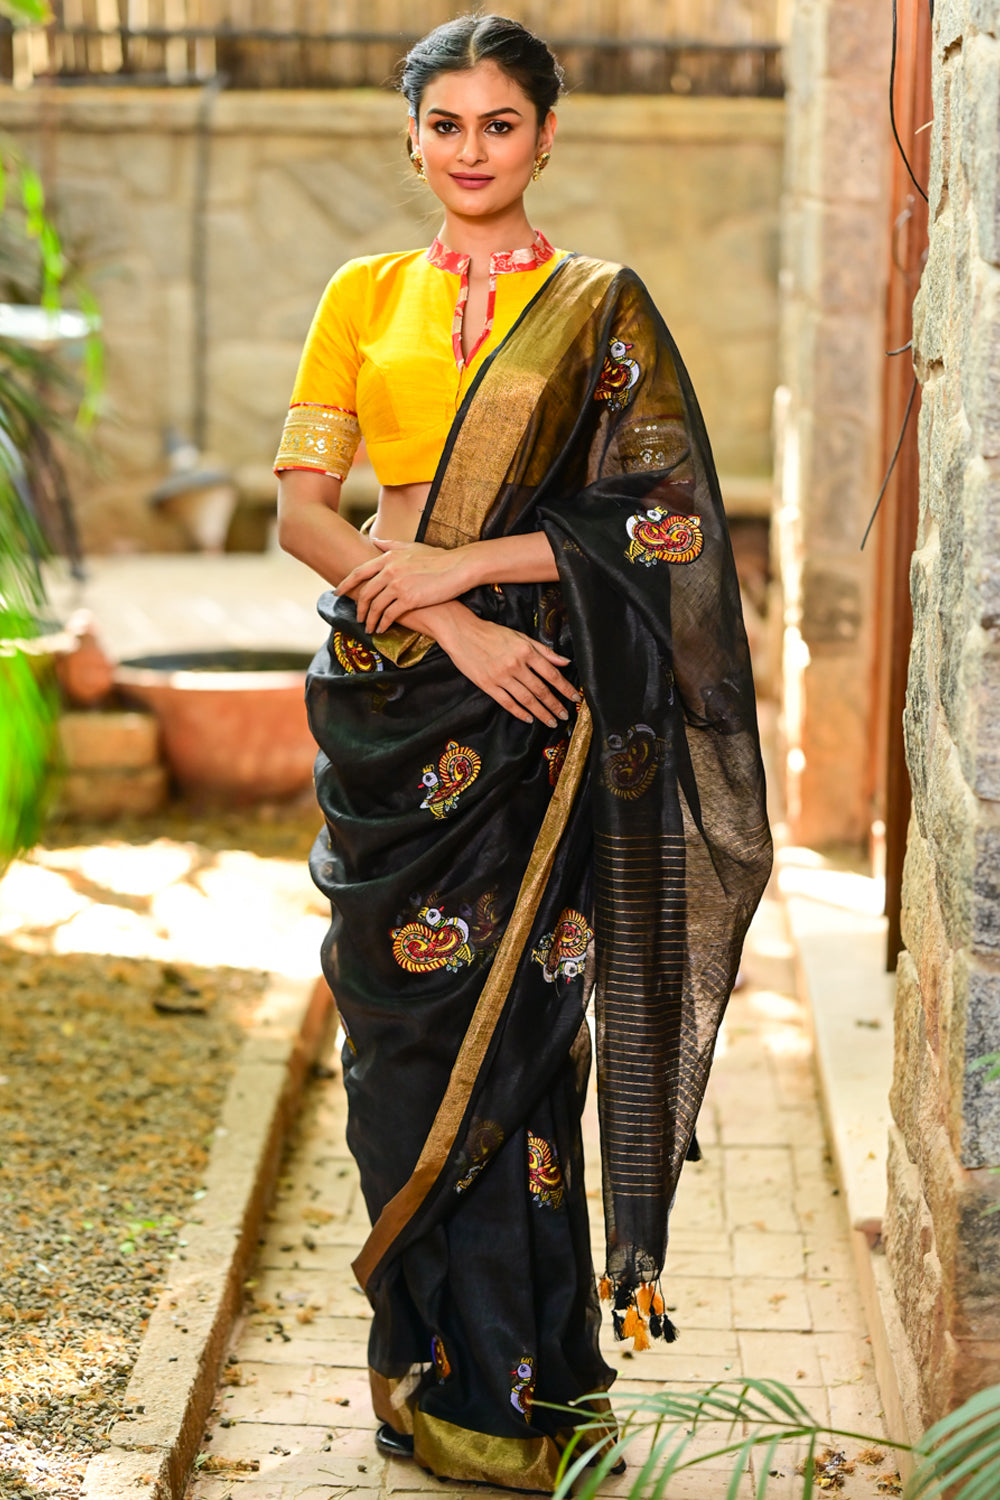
[432,120,457,134]
[486,120,512,134]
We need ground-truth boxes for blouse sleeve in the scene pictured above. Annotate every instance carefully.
[273,261,365,480]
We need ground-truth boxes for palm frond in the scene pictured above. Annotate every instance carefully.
[549,1379,911,1500]
[905,1385,1000,1500]
[549,1379,1000,1500]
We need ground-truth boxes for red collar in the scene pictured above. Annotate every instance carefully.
[426,229,556,276]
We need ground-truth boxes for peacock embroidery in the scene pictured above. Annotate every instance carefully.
[392,905,475,974]
[455,1117,505,1193]
[510,1355,535,1420]
[531,908,592,983]
[595,338,641,412]
[420,740,481,818]
[332,630,384,674]
[527,1133,564,1210]
[600,723,667,801]
[543,738,568,786]
[624,507,704,567]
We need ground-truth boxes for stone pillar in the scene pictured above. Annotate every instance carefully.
[886,0,1000,1424]
[773,0,892,845]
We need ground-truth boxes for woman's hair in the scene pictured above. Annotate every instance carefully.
[399,14,564,128]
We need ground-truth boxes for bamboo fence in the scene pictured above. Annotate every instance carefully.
[3,0,791,92]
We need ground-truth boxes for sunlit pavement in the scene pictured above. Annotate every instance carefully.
[168,881,894,1500]
[0,836,328,981]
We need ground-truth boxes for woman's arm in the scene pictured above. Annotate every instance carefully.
[341,531,559,635]
[277,469,468,640]
[276,471,576,727]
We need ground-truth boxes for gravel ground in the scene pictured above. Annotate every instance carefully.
[0,943,268,1500]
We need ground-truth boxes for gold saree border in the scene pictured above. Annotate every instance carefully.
[422,256,620,550]
[413,1409,564,1491]
[410,1392,617,1491]
[352,701,593,1291]
[370,1369,425,1436]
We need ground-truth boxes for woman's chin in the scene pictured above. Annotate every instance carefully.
[432,182,529,219]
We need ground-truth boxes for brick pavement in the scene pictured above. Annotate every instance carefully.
[183,889,895,1500]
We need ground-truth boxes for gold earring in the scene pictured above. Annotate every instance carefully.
[411,150,426,180]
[531,152,550,182]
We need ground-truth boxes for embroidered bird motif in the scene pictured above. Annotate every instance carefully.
[332,630,384,674]
[467,889,502,949]
[527,1133,564,1210]
[392,905,474,973]
[600,723,666,801]
[543,738,568,786]
[625,508,704,566]
[532,908,592,982]
[510,1355,535,1419]
[420,740,481,817]
[595,338,641,412]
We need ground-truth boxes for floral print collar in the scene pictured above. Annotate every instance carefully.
[426,229,556,276]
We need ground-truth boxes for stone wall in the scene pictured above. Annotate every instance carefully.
[773,0,893,846]
[886,0,1000,1424]
[0,87,783,552]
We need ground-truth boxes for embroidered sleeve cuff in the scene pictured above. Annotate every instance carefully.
[273,404,362,480]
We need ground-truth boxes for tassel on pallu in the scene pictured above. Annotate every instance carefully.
[599,1275,677,1350]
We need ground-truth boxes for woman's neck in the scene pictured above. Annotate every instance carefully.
[438,204,537,273]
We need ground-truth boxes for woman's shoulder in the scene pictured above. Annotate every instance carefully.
[323,248,433,291]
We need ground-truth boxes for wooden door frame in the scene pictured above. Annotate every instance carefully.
[868,0,933,970]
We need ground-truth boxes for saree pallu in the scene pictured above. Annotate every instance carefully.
[306,254,772,1489]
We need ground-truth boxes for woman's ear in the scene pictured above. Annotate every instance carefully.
[407,116,420,156]
[538,109,557,157]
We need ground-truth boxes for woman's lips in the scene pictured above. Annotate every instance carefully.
[450,174,494,189]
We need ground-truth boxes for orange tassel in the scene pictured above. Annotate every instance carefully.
[636,1283,654,1317]
[621,1305,640,1339]
[632,1317,651,1352]
[652,1291,664,1316]
[598,1276,612,1301]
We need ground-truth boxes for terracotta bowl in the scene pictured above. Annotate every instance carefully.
[114,648,317,804]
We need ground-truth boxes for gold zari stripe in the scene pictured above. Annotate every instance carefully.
[352,700,593,1291]
[274,403,361,479]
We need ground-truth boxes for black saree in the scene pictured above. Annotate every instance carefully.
[305,253,772,1489]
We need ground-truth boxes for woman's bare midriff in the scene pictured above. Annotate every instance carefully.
[373,481,433,542]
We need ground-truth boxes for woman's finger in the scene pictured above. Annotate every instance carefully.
[357,580,391,626]
[339,556,386,594]
[364,583,399,632]
[505,677,558,728]
[490,685,534,724]
[525,653,579,703]
[372,536,407,552]
[519,674,569,721]
[371,595,402,634]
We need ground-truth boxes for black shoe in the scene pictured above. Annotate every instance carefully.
[375,1422,414,1458]
[587,1452,627,1476]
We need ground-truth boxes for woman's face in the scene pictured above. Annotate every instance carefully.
[409,61,555,219]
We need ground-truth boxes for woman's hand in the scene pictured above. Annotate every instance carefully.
[435,612,579,728]
[339,538,473,632]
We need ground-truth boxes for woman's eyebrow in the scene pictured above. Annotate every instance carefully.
[424,106,525,120]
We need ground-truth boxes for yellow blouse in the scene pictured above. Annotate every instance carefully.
[273,230,567,487]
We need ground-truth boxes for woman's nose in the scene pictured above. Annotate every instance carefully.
[457,135,486,164]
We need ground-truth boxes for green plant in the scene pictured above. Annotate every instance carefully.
[0,0,102,872]
[551,1377,1000,1500]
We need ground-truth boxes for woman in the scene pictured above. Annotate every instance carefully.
[275,14,771,1490]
